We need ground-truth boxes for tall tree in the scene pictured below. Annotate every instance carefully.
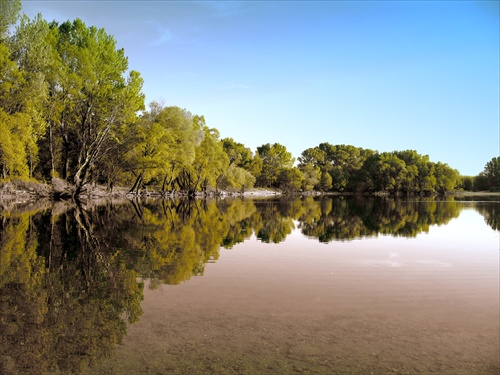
[220,138,256,191]
[298,162,321,191]
[256,143,295,188]
[0,13,52,179]
[192,123,229,193]
[278,167,303,193]
[126,104,202,194]
[8,15,56,178]
[221,137,253,170]
[482,156,500,189]
[433,162,459,193]
[52,19,145,197]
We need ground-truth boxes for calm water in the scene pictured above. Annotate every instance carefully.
[0,197,498,375]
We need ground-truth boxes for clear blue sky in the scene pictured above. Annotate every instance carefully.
[21,1,499,176]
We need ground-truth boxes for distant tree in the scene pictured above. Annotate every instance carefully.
[322,144,367,192]
[394,150,420,194]
[299,162,321,191]
[473,174,487,191]
[460,176,474,191]
[256,143,295,188]
[298,147,326,168]
[175,120,229,194]
[193,123,229,193]
[318,170,333,191]
[415,156,436,194]
[369,153,407,193]
[483,156,500,189]
[299,143,372,192]
[127,104,201,194]
[220,137,256,191]
[248,153,263,180]
[278,167,303,193]
[434,162,460,193]
[221,138,253,171]
[217,163,256,192]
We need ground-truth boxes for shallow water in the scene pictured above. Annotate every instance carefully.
[1,197,498,374]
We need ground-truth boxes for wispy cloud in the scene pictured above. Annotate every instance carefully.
[146,21,174,47]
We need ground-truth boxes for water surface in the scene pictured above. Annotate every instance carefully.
[1,197,498,374]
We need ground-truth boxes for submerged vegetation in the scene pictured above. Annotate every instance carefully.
[0,0,497,199]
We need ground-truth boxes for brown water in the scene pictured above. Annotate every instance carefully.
[1,197,498,374]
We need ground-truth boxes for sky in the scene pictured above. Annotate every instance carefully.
[21,0,499,176]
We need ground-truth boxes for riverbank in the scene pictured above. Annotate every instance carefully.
[0,179,284,205]
[450,190,500,197]
[1,179,500,204]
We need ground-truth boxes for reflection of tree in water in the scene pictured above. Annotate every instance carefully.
[99,198,257,287]
[299,198,368,241]
[475,202,500,231]
[298,197,462,242]
[0,196,492,374]
[251,199,303,244]
[0,207,143,375]
[219,199,256,249]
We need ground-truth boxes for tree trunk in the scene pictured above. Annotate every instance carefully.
[129,172,143,194]
[49,121,55,176]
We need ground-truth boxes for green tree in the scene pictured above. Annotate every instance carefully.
[194,125,229,193]
[299,162,321,191]
[298,146,326,169]
[474,173,489,191]
[394,150,421,194]
[367,153,406,193]
[220,137,256,191]
[434,162,460,193]
[319,144,368,192]
[415,155,436,194]
[482,156,500,189]
[318,170,333,191]
[50,19,145,197]
[7,14,57,178]
[0,13,54,179]
[126,104,202,194]
[0,110,30,178]
[256,143,295,188]
[175,119,229,194]
[221,137,253,170]
[459,176,474,191]
[0,0,21,39]
[248,152,263,181]
[217,163,256,192]
[278,167,303,193]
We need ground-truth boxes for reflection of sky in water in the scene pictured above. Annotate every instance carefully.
[427,207,497,240]
[82,201,499,375]
[214,204,499,290]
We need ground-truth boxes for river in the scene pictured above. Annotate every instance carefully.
[1,196,498,374]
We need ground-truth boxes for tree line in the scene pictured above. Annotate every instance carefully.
[0,1,497,198]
